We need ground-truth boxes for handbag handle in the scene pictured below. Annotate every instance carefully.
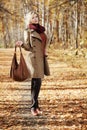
[15,46,22,53]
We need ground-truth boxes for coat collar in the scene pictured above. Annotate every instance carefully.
[30,29,42,41]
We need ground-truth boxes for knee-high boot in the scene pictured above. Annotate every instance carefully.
[31,78,41,110]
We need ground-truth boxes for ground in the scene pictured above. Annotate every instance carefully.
[0,48,87,130]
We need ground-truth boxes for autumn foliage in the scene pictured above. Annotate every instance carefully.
[0,0,87,48]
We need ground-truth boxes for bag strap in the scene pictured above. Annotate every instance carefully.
[15,46,22,53]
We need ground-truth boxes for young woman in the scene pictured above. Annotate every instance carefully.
[16,11,50,116]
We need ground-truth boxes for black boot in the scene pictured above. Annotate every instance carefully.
[31,78,41,110]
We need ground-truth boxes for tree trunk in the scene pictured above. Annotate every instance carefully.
[42,0,45,26]
[76,0,79,49]
[2,14,11,48]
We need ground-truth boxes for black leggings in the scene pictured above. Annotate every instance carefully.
[31,78,42,109]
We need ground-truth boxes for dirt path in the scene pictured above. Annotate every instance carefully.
[0,48,87,130]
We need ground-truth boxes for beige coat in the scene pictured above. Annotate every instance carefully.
[22,29,50,78]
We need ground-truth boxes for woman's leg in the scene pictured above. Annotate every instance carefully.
[31,78,42,110]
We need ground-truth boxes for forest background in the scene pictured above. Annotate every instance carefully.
[0,0,87,50]
[0,1,87,129]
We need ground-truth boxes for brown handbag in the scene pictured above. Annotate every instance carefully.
[10,46,30,81]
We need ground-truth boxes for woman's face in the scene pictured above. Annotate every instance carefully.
[31,14,39,24]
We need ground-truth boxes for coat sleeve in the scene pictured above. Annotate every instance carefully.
[22,29,32,51]
[44,33,49,56]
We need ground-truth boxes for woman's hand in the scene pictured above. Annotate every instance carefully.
[15,41,23,47]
